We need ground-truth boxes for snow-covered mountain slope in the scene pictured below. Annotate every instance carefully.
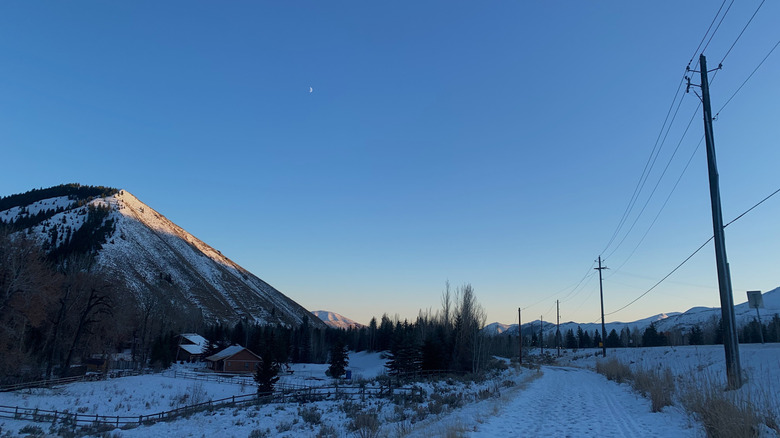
[487,287,780,337]
[0,186,324,328]
[312,310,365,329]
[483,322,513,335]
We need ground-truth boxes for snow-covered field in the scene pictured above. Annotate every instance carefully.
[1,346,778,437]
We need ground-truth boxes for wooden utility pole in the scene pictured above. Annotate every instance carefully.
[518,307,523,364]
[596,256,607,357]
[556,300,561,357]
[539,315,543,354]
[697,54,742,388]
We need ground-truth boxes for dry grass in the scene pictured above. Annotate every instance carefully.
[632,367,674,412]
[596,357,780,437]
[681,381,760,438]
[595,358,674,412]
[680,371,779,438]
[595,358,632,384]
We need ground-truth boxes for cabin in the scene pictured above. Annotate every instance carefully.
[205,345,262,373]
[176,333,208,362]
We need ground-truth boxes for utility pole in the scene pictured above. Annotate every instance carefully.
[540,315,543,355]
[556,300,561,357]
[518,307,523,364]
[596,256,607,358]
[690,54,742,388]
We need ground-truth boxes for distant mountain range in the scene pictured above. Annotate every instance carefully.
[0,184,325,328]
[483,286,780,338]
[313,310,365,329]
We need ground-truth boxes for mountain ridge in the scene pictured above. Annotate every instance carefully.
[312,310,365,329]
[484,287,780,338]
[0,185,325,329]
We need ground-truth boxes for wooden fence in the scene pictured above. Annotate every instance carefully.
[0,382,422,430]
[161,370,254,386]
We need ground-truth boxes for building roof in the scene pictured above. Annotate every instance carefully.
[179,333,208,347]
[205,345,261,362]
[180,344,204,355]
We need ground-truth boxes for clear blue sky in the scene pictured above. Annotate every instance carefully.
[2,1,778,326]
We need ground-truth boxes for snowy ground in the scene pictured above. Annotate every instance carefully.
[1,346,778,437]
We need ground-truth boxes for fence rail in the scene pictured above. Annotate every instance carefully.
[0,370,150,393]
[161,370,254,386]
[0,382,421,430]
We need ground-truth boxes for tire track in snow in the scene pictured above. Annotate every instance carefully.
[469,366,695,437]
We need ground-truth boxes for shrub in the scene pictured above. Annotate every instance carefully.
[350,412,380,438]
[299,406,322,425]
[595,358,632,384]
[316,424,338,438]
[632,367,674,412]
[680,375,770,438]
[20,425,45,436]
[248,429,270,438]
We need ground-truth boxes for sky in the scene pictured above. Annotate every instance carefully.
[1,1,779,326]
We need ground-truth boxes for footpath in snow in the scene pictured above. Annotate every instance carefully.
[468,366,697,438]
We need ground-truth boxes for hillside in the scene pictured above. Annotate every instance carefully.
[0,184,325,328]
[312,310,365,329]
[486,287,780,340]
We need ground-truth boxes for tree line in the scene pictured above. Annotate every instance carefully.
[0,231,202,384]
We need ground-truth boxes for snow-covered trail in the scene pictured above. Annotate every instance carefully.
[469,366,697,437]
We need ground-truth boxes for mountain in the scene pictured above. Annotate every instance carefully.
[485,287,780,338]
[0,184,325,328]
[313,310,365,329]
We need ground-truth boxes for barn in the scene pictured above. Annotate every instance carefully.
[205,345,262,373]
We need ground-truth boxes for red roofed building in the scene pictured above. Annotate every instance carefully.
[205,345,262,373]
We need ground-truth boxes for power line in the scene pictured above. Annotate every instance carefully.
[600,79,685,255]
[719,0,767,65]
[608,135,705,275]
[601,1,734,257]
[688,0,729,69]
[701,0,735,55]
[601,185,780,317]
[715,37,780,119]
[523,261,596,311]
[604,102,700,262]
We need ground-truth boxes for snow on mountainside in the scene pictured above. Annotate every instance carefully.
[313,310,365,329]
[0,187,324,328]
[486,287,780,338]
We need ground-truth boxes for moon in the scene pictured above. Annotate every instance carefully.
[309,87,313,93]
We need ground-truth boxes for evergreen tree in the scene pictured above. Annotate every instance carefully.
[642,323,666,347]
[714,318,724,345]
[296,316,312,363]
[581,330,591,348]
[767,314,780,343]
[605,329,622,348]
[386,323,422,376]
[326,338,349,378]
[688,325,704,345]
[231,320,246,346]
[377,314,394,351]
[254,336,280,396]
[593,330,602,348]
[565,329,577,349]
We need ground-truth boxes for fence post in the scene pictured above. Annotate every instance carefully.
[116,415,119,428]
[138,415,142,425]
